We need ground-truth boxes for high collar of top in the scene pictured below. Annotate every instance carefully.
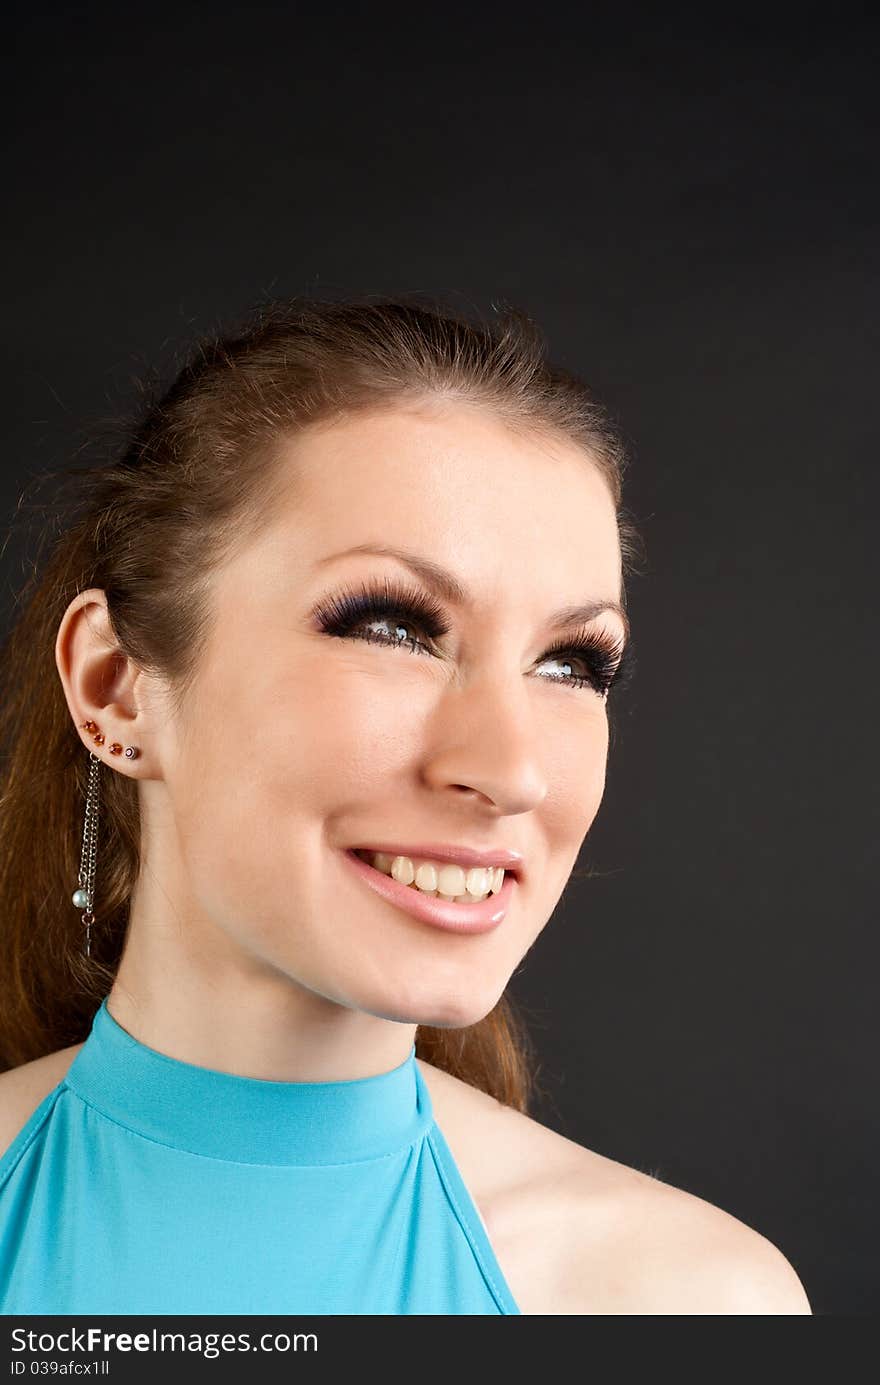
[63,998,433,1167]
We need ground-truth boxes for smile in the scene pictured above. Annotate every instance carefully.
[353,850,505,903]
[342,849,516,935]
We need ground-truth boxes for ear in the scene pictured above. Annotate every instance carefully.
[54,588,154,777]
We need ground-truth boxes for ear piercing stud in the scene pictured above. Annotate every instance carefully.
[80,720,139,758]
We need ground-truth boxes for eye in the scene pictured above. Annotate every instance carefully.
[345,611,432,656]
[535,628,633,698]
[310,578,449,658]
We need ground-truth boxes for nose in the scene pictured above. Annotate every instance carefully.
[419,672,549,815]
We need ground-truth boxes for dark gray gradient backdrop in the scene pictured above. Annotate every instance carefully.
[3,4,876,1317]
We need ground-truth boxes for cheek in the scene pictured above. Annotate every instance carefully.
[272,661,425,797]
[541,713,609,841]
[171,661,423,880]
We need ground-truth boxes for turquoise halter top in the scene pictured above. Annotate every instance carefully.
[0,998,521,1314]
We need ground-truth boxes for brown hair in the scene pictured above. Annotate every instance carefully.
[0,292,644,1110]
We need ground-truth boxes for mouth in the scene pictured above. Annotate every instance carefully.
[342,847,516,935]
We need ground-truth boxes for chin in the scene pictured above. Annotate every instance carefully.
[420,999,501,1029]
[368,983,507,1031]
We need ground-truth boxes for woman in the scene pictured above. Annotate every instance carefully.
[0,295,811,1314]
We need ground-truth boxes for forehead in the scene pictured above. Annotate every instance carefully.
[274,404,622,597]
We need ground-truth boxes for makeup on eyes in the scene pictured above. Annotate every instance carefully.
[309,575,635,699]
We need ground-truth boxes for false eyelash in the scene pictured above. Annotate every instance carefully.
[310,577,636,697]
[310,577,451,649]
[543,627,637,698]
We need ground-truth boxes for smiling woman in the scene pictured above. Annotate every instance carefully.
[0,294,810,1315]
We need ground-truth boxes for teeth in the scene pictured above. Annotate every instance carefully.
[361,852,505,902]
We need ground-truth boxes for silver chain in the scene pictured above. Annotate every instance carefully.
[78,752,101,956]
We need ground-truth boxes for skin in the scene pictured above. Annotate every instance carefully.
[55,400,626,1082]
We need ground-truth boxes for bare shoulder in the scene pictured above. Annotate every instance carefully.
[0,1044,85,1162]
[416,1058,812,1316]
[558,1157,814,1315]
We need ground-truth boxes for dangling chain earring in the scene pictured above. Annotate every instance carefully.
[73,720,139,957]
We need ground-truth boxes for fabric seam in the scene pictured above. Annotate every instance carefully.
[426,1125,519,1315]
[60,1081,431,1169]
[0,1085,64,1192]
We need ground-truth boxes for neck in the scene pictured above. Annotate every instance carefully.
[108,926,418,1085]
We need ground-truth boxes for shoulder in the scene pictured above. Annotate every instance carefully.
[416,1058,812,1315]
[558,1159,813,1314]
[0,1044,85,1163]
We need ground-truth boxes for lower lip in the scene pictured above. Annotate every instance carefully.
[341,849,515,935]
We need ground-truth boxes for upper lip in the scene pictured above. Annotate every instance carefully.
[350,843,525,881]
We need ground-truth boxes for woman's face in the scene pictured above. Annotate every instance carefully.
[154,402,628,1028]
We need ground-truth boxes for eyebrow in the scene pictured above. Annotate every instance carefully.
[314,542,630,643]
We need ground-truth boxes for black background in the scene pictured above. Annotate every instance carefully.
[3,4,877,1316]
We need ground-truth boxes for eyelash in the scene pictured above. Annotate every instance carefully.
[311,577,636,699]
